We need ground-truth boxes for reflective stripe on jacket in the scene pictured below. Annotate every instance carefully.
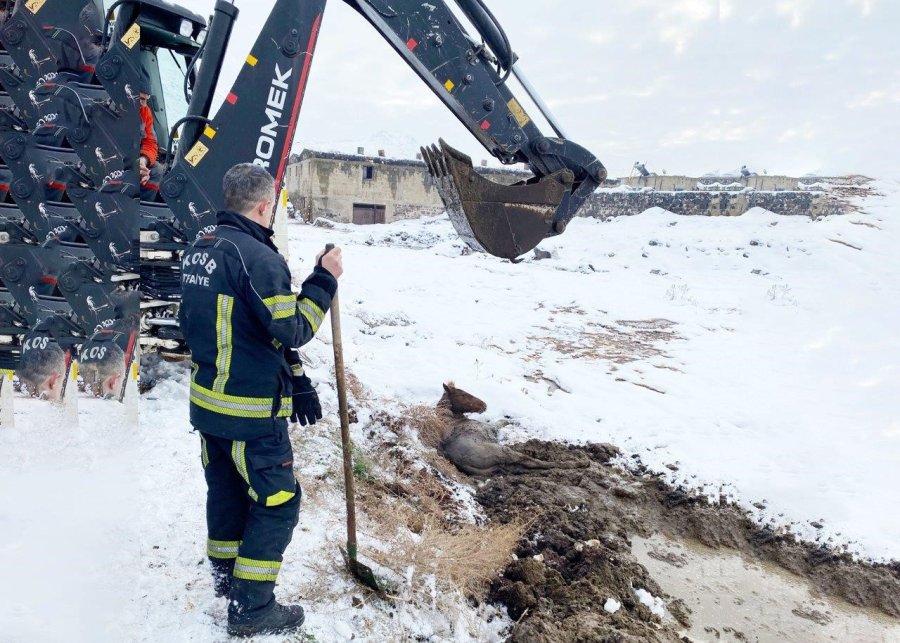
[178,210,336,439]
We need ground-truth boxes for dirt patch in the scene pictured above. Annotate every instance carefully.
[528,318,680,365]
[475,440,900,642]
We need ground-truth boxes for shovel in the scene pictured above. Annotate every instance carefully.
[323,244,385,596]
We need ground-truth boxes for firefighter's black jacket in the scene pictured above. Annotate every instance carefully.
[178,210,336,439]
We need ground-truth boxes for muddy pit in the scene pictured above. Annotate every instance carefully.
[473,440,900,642]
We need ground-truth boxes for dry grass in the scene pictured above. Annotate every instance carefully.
[828,238,863,251]
[345,368,370,403]
[359,457,465,534]
[368,516,526,597]
[399,404,450,449]
[348,403,526,601]
[309,387,526,608]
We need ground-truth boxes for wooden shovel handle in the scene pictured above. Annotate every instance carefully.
[326,244,358,558]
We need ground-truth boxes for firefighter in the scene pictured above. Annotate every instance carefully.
[178,163,342,637]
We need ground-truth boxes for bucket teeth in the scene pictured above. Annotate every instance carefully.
[422,139,570,260]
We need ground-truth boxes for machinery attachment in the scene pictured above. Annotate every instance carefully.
[422,139,572,260]
[160,0,326,238]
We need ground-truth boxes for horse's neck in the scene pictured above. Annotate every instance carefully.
[436,393,453,413]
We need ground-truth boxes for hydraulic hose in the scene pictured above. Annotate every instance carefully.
[455,0,513,85]
[165,115,214,164]
[101,0,142,52]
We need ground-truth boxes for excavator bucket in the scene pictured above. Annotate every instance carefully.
[421,139,572,260]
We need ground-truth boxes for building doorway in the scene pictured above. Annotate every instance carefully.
[352,203,386,225]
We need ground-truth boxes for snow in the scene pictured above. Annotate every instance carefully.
[133,362,509,642]
[296,130,429,163]
[0,397,140,642]
[604,597,622,613]
[2,180,898,640]
[290,181,899,563]
[634,587,668,619]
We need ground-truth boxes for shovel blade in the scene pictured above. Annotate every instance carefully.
[340,546,386,596]
[421,139,572,260]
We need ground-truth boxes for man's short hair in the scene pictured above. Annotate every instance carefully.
[223,163,275,215]
[17,341,65,388]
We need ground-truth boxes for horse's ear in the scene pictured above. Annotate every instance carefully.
[443,383,451,393]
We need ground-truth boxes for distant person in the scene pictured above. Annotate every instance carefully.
[17,335,66,401]
[178,163,343,637]
[139,78,162,201]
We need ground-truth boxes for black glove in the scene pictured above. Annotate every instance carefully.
[290,375,321,426]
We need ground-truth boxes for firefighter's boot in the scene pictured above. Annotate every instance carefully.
[227,577,305,637]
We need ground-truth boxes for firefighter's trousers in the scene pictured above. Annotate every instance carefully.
[199,419,301,615]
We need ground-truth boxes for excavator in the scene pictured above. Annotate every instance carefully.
[0,0,605,369]
[143,0,605,355]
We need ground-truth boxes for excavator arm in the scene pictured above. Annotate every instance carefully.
[165,0,604,259]
[0,0,603,363]
[345,0,606,258]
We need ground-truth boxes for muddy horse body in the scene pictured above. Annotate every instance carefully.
[436,383,588,478]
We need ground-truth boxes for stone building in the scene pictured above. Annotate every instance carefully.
[283,149,529,224]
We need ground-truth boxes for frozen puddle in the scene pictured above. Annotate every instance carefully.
[633,535,900,642]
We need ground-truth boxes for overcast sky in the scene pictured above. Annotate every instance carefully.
[183,0,899,178]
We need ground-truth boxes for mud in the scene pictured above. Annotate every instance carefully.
[634,535,900,642]
[473,440,900,642]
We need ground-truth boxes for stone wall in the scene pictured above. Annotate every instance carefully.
[393,204,445,221]
[583,190,849,220]
[623,175,817,192]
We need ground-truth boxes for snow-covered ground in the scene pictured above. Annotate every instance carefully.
[286,181,899,563]
[2,181,897,641]
[0,396,141,642]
